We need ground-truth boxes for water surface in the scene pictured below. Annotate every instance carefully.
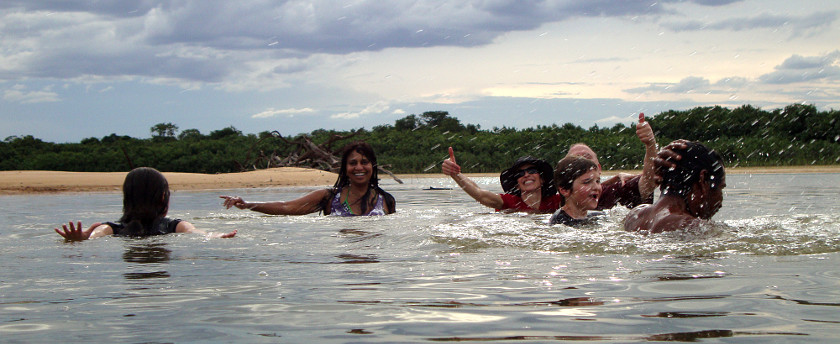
[2,173,839,342]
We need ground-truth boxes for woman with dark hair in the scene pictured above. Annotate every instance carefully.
[55,167,237,241]
[442,147,560,213]
[549,156,604,226]
[220,141,396,216]
[624,140,726,233]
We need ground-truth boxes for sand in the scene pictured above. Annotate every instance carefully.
[2,165,839,195]
[0,167,338,195]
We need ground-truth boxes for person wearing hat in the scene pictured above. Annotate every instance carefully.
[564,113,658,211]
[442,147,560,213]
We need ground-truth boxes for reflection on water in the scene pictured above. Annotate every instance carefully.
[335,253,380,264]
[1,174,839,342]
[424,329,810,342]
[121,243,172,280]
[122,243,172,264]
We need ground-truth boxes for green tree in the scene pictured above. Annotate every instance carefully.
[395,115,419,131]
[178,128,203,140]
[151,122,179,139]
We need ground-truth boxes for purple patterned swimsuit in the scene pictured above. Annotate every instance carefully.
[329,188,387,216]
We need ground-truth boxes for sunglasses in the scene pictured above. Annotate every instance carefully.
[514,167,540,179]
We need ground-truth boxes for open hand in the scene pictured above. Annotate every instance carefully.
[209,229,237,239]
[220,195,249,209]
[654,139,689,171]
[55,221,101,241]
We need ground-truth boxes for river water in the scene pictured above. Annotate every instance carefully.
[2,173,839,342]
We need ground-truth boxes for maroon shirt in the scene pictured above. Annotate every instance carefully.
[498,193,561,213]
[597,174,652,210]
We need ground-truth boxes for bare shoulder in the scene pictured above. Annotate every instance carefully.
[175,220,197,233]
[623,204,651,231]
[650,213,698,233]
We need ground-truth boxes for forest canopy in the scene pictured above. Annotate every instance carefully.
[1,104,838,174]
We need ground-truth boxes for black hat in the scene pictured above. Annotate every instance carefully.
[500,156,556,198]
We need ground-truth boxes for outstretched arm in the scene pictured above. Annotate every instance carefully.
[174,221,237,239]
[220,189,330,216]
[443,147,504,209]
[55,221,112,241]
[636,113,658,200]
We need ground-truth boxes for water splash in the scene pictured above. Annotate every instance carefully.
[430,211,840,256]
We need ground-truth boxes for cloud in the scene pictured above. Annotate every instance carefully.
[625,75,753,95]
[3,84,60,103]
[758,50,840,84]
[595,115,632,126]
[331,101,390,119]
[0,0,741,87]
[625,76,718,94]
[663,11,838,38]
[622,50,840,96]
[251,107,316,118]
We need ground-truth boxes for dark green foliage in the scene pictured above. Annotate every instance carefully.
[1,105,837,173]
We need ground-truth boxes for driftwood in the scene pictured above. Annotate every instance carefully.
[236,131,403,184]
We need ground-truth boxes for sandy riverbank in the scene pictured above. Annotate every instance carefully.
[2,165,839,195]
[0,168,337,195]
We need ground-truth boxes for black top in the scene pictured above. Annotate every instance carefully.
[106,217,182,236]
[549,209,604,227]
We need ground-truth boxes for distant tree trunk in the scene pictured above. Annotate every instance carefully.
[120,145,135,170]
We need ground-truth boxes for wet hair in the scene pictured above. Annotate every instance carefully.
[659,141,725,197]
[119,167,171,236]
[554,156,598,205]
[325,141,395,214]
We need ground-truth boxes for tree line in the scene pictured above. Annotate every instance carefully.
[1,104,838,174]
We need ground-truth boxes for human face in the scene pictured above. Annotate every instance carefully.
[564,169,602,212]
[345,151,373,185]
[516,164,543,194]
[700,173,726,219]
[566,144,601,171]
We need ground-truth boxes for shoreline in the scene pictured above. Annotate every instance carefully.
[2,165,839,195]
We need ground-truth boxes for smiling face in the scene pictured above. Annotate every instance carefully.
[561,168,602,212]
[345,150,373,186]
[515,164,543,194]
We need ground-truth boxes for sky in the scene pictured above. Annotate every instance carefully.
[2,0,839,143]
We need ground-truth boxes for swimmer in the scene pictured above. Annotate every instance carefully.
[623,141,726,233]
[54,167,236,241]
[549,156,604,226]
[221,141,395,216]
[565,113,658,210]
[442,147,559,213]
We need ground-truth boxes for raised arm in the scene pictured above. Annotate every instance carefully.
[443,147,504,209]
[636,113,658,200]
[220,188,330,216]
